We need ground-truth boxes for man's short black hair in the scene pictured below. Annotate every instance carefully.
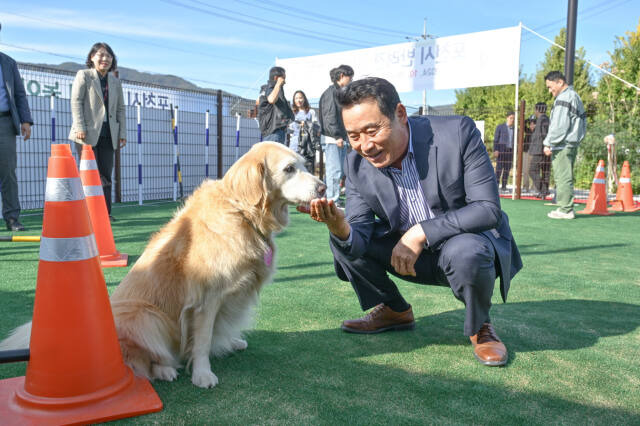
[506,111,515,117]
[268,66,286,82]
[535,102,547,113]
[330,65,354,84]
[336,77,401,121]
[544,71,566,83]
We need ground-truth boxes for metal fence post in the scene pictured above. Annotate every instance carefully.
[515,99,526,200]
[235,113,241,162]
[137,104,143,205]
[205,109,210,178]
[50,94,55,144]
[173,105,178,201]
[216,90,223,178]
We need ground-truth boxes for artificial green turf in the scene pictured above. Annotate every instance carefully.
[0,199,639,425]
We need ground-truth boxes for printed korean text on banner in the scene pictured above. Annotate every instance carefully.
[276,26,521,99]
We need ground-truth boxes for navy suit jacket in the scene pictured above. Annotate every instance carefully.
[493,122,513,153]
[330,115,522,302]
[0,53,33,135]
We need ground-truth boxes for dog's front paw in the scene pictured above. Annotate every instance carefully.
[192,369,219,388]
[231,338,248,351]
[152,364,178,381]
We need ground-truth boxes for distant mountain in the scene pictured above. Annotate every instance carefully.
[29,62,235,97]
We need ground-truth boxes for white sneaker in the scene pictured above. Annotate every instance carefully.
[547,209,575,219]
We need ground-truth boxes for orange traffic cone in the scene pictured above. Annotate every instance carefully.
[578,160,613,216]
[609,161,640,212]
[0,144,161,425]
[79,144,128,267]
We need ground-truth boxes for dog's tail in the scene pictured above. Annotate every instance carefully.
[0,322,32,351]
[111,300,181,379]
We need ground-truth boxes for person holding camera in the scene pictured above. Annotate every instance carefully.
[258,66,294,143]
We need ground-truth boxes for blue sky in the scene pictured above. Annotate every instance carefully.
[0,0,638,110]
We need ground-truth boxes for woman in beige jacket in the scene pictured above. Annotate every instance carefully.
[69,42,126,218]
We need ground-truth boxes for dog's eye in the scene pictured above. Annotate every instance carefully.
[284,165,296,173]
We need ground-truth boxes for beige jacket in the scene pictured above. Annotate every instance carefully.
[68,68,126,149]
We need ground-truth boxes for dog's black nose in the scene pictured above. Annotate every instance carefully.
[317,183,327,198]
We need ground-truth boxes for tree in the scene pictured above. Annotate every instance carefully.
[529,28,593,106]
[453,28,592,150]
[589,19,640,192]
[454,84,516,150]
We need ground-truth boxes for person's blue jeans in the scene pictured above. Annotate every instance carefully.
[324,141,347,203]
[263,128,286,143]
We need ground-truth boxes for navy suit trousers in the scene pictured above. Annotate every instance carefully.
[331,231,496,336]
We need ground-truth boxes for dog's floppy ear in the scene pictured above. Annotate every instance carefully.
[223,151,266,207]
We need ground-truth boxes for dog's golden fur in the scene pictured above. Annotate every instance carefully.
[1,142,325,388]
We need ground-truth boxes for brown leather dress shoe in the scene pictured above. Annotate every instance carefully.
[341,304,415,334]
[470,322,508,366]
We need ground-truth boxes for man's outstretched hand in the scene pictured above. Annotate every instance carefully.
[297,198,351,241]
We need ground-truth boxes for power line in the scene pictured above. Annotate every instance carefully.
[184,0,375,46]
[0,41,84,61]
[256,0,411,38]
[1,11,269,67]
[522,0,631,41]
[231,0,409,40]
[1,39,262,93]
[533,0,629,33]
[161,0,370,49]
[522,24,640,91]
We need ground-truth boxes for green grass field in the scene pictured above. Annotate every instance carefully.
[1,199,639,425]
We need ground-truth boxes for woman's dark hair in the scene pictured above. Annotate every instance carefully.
[336,77,400,121]
[268,66,286,83]
[330,64,354,84]
[291,90,310,113]
[85,42,117,72]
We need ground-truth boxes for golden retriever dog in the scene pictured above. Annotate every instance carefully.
[0,142,326,388]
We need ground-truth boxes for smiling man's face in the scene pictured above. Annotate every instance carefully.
[342,99,409,169]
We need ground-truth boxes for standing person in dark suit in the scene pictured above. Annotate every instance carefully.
[493,111,515,191]
[301,78,522,366]
[528,103,551,199]
[0,23,34,231]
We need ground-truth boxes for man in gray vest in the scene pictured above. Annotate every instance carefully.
[543,71,586,219]
[0,23,34,231]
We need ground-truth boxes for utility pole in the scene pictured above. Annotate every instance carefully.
[565,0,578,85]
[422,18,427,115]
[406,19,435,115]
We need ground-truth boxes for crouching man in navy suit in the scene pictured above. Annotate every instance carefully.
[300,78,522,366]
